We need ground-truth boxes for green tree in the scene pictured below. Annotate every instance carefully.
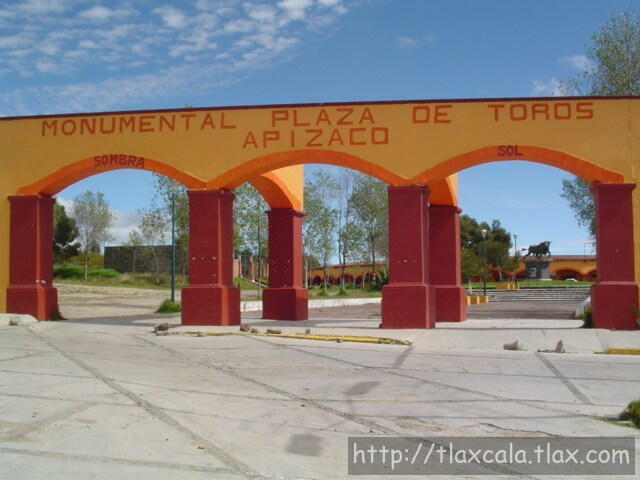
[461,248,481,283]
[304,170,338,291]
[234,183,268,295]
[71,191,114,279]
[560,177,595,237]
[561,11,640,235]
[565,11,640,96]
[53,202,79,262]
[350,173,387,281]
[126,229,144,273]
[335,171,364,290]
[139,207,167,284]
[459,215,515,281]
[151,174,189,277]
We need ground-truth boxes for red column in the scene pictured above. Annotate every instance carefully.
[6,195,58,320]
[591,183,639,330]
[382,186,434,328]
[181,190,240,326]
[429,205,467,322]
[262,209,308,320]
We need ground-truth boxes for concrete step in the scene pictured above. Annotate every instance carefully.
[484,287,590,302]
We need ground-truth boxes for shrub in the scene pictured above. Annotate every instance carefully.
[88,268,120,278]
[623,400,640,428]
[63,253,104,268]
[156,299,181,313]
[580,307,593,328]
[53,265,84,278]
[368,269,389,291]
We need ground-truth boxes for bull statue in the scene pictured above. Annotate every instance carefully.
[523,241,551,258]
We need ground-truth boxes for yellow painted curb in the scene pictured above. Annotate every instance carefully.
[165,330,412,346]
[606,348,640,355]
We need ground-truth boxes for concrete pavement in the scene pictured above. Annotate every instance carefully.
[0,284,638,478]
[1,313,639,479]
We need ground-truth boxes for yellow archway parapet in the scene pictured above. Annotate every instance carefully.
[247,172,301,210]
[428,176,458,206]
[207,149,408,190]
[19,154,207,195]
[410,145,624,185]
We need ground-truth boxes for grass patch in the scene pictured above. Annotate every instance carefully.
[156,299,181,314]
[595,417,638,429]
[579,306,593,328]
[235,277,259,290]
[53,265,120,279]
[54,272,189,290]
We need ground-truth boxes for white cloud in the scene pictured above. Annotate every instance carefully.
[17,0,68,15]
[78,39,98,49]
[561,54,592,72]
[247,4,277,23]
[78,6,113,22]
[396,34,435,49]
[0,33,33,49]
[530,77,564,97]
[396,36,418,49]
[153,6,187,29]
[55,196,73,210]
[278,0,313,20]
[110,210,143,244]
[35,59,58,73]
[0,0,351,115]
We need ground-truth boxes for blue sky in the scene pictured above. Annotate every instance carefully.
[2,0,637,253]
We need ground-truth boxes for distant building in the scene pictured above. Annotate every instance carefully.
[308,255,597,285]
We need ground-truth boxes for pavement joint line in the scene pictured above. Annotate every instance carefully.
[137,334,400,436]
[0,368,93,380]
[0,351,48,363]
[0,392,135,407]
[158,405,366,434]
[26,329,268,480]
[391,344,414,369]
[245,335,610,417]
[535,353,594,405]
[247,334,501,401]
[0,345,53,353]
[136,336,539,479]
[394,366,640,383]
[114,379,296,402]
[1,402,93,440]
[357,413,584,420]
[0,446,237,475]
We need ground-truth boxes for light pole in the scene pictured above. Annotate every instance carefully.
[170,184,176,304]
[481,228,487,297]
[513,232,518,288]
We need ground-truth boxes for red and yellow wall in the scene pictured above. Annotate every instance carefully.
[1,97,639,314]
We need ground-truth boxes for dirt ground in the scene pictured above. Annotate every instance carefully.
[55,283,579,321]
